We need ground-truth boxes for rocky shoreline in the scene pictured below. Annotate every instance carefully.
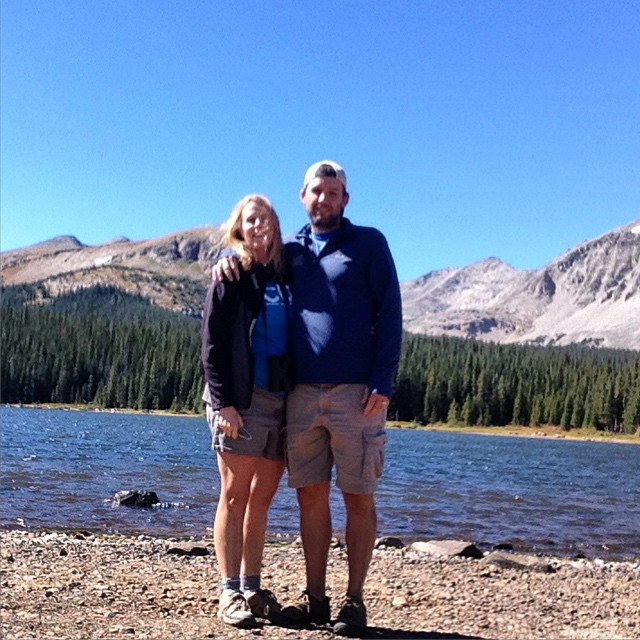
[2,529,638,640]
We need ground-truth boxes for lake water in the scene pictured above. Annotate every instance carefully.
[1,407,639,561]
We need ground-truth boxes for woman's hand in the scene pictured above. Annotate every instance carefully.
[216,406,244,439]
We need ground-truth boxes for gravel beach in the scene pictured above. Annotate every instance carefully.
[1,529,638,640]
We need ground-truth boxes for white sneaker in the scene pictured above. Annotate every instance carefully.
[218,591,256,628]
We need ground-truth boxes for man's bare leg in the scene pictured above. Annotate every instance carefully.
[343,491,376,601]
[297,482,332,599]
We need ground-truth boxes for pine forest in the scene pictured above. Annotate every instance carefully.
[2,286,639,434]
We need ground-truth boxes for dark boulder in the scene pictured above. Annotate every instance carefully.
[112,490,160,508]
[375,536,405,549]
[166,544,210,557]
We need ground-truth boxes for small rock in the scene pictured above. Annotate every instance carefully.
[411,539,483,559]
[375,536,405,549]
[392,595,408,607]
[480,551,555,573]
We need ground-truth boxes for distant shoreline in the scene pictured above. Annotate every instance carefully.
[4,402,638,445]
[387,420,640,445]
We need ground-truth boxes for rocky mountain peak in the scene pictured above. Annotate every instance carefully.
[3,235,85,254]
[104,236,131,245]
[402,220,640,350]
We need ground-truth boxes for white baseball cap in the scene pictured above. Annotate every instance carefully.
[303,160,347,191]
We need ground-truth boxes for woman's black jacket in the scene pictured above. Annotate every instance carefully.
[201,264,281,411]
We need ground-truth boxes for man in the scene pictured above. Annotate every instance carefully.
[281,161,402,636]
[214,160,402,636]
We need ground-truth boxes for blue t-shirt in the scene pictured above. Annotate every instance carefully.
[310,230,336,256]
[252,281,291,393]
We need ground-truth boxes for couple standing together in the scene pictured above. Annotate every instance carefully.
[200,160,403,636]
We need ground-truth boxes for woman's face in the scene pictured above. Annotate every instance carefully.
[241,201,274,253]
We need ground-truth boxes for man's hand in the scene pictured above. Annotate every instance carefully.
[211,256,242,283]
[363,390,390,417]
[216,406,244,439]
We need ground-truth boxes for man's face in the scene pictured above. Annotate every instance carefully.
[300,176,349,233]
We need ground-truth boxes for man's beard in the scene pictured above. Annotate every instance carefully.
[309,207,344,231]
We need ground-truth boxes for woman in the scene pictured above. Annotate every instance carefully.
[201,194,291,629]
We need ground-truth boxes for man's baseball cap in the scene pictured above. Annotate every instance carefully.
[303,160,347,191]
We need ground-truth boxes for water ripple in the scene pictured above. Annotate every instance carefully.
[1,407,639,560]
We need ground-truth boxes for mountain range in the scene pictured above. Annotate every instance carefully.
[2,220,639,350]
[402,220,640,350]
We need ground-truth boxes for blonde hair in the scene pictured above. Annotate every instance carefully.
[220,194,285,275]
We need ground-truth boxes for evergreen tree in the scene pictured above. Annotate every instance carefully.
[447,399,460,425]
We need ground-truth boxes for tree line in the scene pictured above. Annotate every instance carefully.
[2,286,639,433]
[394,333,639,433]
[1,290,203,413]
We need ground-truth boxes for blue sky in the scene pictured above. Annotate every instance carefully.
[2,0,638,282]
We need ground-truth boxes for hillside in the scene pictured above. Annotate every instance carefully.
[1,228,222,317]
[401,220,640,350]
[2,220,639,350]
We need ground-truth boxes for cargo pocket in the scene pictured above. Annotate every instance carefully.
[362,430,386,481]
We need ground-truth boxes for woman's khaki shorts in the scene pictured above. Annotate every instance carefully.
[286,383,387,494]
[206,387,285,461]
